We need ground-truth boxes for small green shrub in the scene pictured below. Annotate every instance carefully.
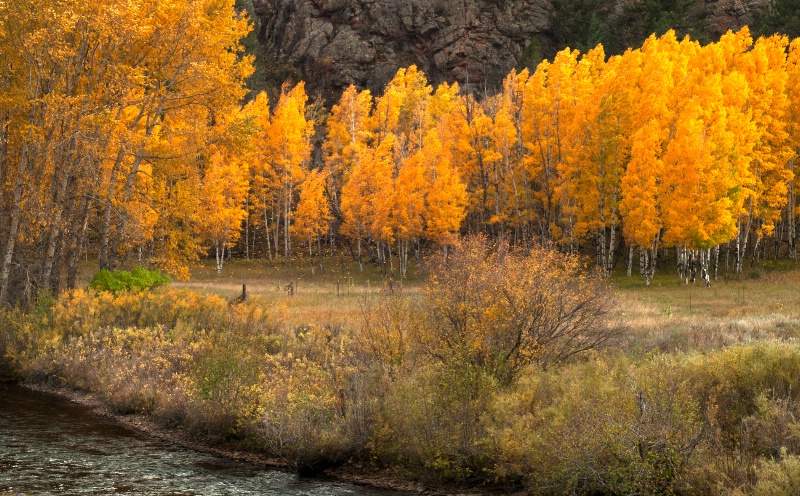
[90,267,170,293]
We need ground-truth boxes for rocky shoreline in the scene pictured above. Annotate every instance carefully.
[18,382,497,496]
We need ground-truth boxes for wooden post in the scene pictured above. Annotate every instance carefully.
[337,279,340,296]
[242,284,247,302]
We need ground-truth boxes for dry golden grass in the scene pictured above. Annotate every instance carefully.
[172,257,424,329]
[612,265,800,354]
[80,256,800,354]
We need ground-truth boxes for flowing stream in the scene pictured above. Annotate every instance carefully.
[0,384,404,496]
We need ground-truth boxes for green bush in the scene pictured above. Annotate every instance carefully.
[89,267,170,293]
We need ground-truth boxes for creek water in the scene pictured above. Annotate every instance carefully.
[0,384,404,495]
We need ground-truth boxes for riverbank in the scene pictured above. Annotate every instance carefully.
[6,279,800,495]
[17,381,493,496]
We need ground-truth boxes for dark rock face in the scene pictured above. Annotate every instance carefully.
[703,0,769,39]
[252,0,553,99]
[250,0,772,102]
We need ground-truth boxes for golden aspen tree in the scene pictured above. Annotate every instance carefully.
[323,85,373,246]
[393,82,466,276]
[393,149,428,278]
[340,134,397,271]
[619,31,690,283]
[421,130,468,249]
[730,31,794,270]
[553,46,617,261]
[198,136,251,274]
[0,0,254,304]
[786,39,800,258]
[100,0,253,273]
[575,50,635,274]
[235,92,270,260]
[492,72,529,241]
[423,83,468,253]
[262,83,315,259]
[366,134,401,276]
[292,169,332,273]
[452,93,502,234]
[371,65,432,149]
[360,66,434,276]
[664,36,758,283]
[246,91,278,260]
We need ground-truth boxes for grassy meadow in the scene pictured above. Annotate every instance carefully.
[174,255,800,355]
[4,253,800,495]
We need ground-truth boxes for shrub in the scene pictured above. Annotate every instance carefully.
[754,449,800,496]
[89,267,170,293]
[420,235,621,383]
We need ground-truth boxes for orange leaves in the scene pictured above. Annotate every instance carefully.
[332,66,468,261]
[292,169,332,242]
[325,28,800,274]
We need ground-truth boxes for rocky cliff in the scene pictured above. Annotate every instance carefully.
[248,0,774,101]
[251,0,553,98]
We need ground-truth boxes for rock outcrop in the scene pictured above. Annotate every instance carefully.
[704,0,769,39]
[251,0,553,99]
[250,0,771,102]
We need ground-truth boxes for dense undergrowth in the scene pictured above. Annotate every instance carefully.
[4,246,800,494]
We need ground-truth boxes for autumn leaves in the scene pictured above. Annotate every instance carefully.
[2,0,800,307]
[0,0,253,302]
[234,68,469,280]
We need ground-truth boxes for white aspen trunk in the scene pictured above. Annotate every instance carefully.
[713,245,720,281]
[215,241,224,274]
[357,236,363,272]
[627,245,634,277]
[606,214,617,277]
[789,157,796,259]
[639,249,646,277]
[684,247,690,281]
[388,242,394,278]
[284,203,290,259]
[286,174,294,259]
[725,240,731,274]
[0,144,29,302]
[751,235,762,269]
[597,227,605,270]
[245,194,250,261]
[308,236,314,274]
[264,208,273,261]
[735,218,743,274]
[702,248,712,287]
[737,210,753,275]
[649,247,658,286]
[317,231,324,274]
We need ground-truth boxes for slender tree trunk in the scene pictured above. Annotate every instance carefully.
[639,248,646,277]
[627,245,634,277]
[215,240,225,274]
[41,152,74,291]
[264,206,273,261]
[98,149,125,270]
[789,158,796,259]
[317,232,324,275]
[0,144,30,303]
[66,199,92,290]
[725,240,731,274]
[357,236,363,272]
[597,226,605,270]
[244,194,250,261]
